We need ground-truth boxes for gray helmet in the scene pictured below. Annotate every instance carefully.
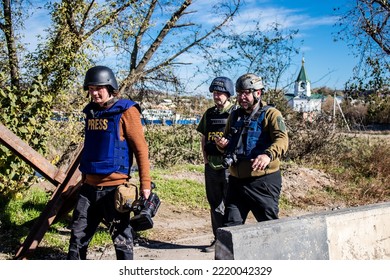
[83,66,118,91]
[209,76,235,97]
[235,73,264,92]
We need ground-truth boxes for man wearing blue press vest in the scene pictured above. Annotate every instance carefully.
[67,66,152,260]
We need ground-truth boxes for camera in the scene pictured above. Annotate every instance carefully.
[221,127,239,168]
[222,152,237,168]
[130,182,161,232]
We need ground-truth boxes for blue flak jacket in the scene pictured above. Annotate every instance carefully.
[79,99,136,175]
[229,105,272,159]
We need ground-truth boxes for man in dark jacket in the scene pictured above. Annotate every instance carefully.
[196,77,236,252]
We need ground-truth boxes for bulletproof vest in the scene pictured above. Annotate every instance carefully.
[226,105,272,159]
[79,99,136,175]
[204,105,234,155]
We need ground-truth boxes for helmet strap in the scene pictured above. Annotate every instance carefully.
[253,89,263,103]
[220,98,228,108]
[246,90,261,111]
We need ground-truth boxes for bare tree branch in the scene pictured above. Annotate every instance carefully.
[84,0,138,39]
[357,0,390,54]
[79,0,95,34]
[119,0,241,94]
[134,0,193,74]
[130,0,159,73]
[335,0,389,89]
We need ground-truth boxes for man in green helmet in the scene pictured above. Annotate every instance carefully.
[215,73,288,227]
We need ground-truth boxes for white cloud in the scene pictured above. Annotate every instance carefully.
[231,5,338,34]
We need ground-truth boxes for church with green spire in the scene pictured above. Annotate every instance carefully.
[286,57,323,113]
[294,57,311,97]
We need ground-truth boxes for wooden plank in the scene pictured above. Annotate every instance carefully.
[0,122,84,259]
[0,122,66,185]
[14,144,83,259]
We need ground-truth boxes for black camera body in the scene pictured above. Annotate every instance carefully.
[130,182,161,232]
[222,152,237,168]
[222,127,239,168]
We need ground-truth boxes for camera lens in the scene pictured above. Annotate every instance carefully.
[222,157,232,168]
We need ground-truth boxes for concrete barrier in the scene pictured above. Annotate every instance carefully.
[215,202,390,260]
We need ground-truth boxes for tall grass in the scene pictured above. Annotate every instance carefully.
[298,134,390,205]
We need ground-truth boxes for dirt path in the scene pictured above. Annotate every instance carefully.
[87,203,216,260]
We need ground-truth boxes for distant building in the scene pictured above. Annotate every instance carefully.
[294,57,311,98]
[140,107,199,126]
[286,57,323,113]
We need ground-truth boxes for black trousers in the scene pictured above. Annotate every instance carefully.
[204,163,229,238]
[223,170,282,226]
[67,184,134,260]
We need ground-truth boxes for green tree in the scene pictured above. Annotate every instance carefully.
[0,0,52,196]
[0,0,241,197]
[335,0,390,91]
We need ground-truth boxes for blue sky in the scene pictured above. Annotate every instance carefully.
[231,0,358,91]
[176,0,359,94]
[21,0,358,93]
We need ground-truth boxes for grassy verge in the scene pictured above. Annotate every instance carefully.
[301,134,390,205]
[147,164,207,209]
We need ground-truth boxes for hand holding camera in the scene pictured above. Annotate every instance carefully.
[215,135,229,149]
[130,182,161,232]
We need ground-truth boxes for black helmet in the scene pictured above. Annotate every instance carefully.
[209,76,235,97]
[236,73,264,92]
[83,66,118,91]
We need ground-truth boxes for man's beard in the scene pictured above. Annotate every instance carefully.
[240,100,254,111]
[215,99,226,108]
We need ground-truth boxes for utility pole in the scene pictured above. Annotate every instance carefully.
[333,93,350,131]
[333,93,336,130]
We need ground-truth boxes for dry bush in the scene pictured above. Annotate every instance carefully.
[320,96,335,114]
[285,107,390,206]
[354,142,390,200]
[286,113,336,161]
[367,95,390,124]
[144,124,203,168]
[301,134,390,204]
[341,101,369,128]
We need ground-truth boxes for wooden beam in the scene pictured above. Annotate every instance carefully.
[14,144,83,259]
[0,122,83,259]
[0,122,66,185]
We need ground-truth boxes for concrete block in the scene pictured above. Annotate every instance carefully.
[216,202,390,260]
[326,203,390,259]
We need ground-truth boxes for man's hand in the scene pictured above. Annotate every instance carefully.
[215,135,229,149]
[251,154,271,171]
[141,188,151,199]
